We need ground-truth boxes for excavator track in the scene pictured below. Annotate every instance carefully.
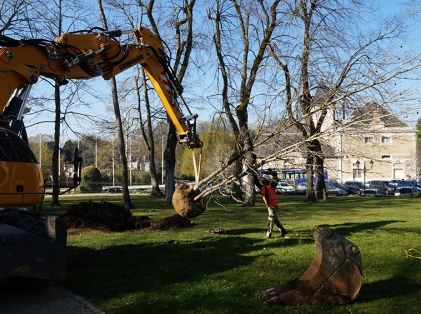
[259,226,362,305]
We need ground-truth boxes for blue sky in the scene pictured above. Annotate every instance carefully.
[25,0,421,141]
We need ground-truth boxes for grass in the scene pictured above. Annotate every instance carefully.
[42,194,421,313]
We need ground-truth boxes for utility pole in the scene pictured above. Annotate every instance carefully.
[112,141,115,186]
[340,131,343,184]
[95,135,98,168]
[58,145,61,177]
[161,136,164,185]
[129,136,132,186]
[39,134,42,165]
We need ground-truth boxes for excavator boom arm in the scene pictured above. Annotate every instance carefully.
[0,27,201,148]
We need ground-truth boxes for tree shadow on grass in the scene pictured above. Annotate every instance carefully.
[359,276,421,302]
[65,236,260,299]
[325,220,405,237]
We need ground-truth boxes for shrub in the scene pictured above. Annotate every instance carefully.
[131,170,151,184]
[79,166,103,192]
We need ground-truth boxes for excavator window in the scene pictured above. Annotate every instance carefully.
[0,129,37,163]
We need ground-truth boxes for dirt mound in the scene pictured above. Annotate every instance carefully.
[62,201,134,231]
[172,183,206,218]
[150,214,193,230]
[62,201,193,231]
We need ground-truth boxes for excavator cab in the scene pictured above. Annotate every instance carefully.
[0,127,44,206]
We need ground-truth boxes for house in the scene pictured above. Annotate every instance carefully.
[262,102,419,183]
[325,102,419,183]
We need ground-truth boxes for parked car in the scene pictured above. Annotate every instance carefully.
[276,181,295,194]
[395,180,421,191]
[360,188,381,197]
[367,180,394,196]
[103,187,123,193]
[325,181,349,196]
[329,181,350,195]
[295,183,307,194]
[389,179,403,188]
[343,181,365,194]
[394,187,414,197]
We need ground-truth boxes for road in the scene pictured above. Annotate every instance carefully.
[0,285,104,314]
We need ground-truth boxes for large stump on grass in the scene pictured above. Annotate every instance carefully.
[172,183,206,218]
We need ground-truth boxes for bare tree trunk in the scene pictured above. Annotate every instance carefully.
[305,149,316,202]
[97,0,134,210]
[313,139,327,200]
[237,110,256,206]
[136,73,162,196]
[51,81,61,206]
[210,0,281,206]
[139,0,196,204]
[164,124,177,204]
[51,0,62,206]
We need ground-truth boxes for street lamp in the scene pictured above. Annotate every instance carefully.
[355,159,374,188]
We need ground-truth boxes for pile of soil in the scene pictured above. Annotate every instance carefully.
[62,201,133,231]
[172,183,206,218]
[62,201,192,231]
[150,214,193,230]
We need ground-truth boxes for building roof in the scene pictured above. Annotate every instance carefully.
[351,102,407,128]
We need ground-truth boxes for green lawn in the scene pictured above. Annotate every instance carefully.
[44,194,421,313]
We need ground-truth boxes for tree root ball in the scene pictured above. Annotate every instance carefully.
[172,183,206,218]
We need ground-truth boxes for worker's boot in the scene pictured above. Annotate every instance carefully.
[280,226,288,238]
[266,221,273,238]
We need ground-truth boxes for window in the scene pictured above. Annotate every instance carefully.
[364,137,373,144]
[381,155,391,159]
[381,136,391,144]
[0,131,17,161]
[352,162,362,179]
[0,129,37,163]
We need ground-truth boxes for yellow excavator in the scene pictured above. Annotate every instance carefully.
[0,27,201,288]
[0,26,201,206]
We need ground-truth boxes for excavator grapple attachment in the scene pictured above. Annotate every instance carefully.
[259,226,362,305]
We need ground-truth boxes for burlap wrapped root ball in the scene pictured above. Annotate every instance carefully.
[172,183,206,218]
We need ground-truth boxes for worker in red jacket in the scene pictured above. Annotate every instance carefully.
[256,170,288,238]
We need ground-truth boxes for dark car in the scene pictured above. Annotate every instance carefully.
[344,181,364,194]
[326,181,349,196]
[394,187,414,197]
[367,180,394,196]
[361,188,381,197]
[103,187,123,193]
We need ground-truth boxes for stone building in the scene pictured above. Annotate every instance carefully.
[263,102,419,183]
[325,102,418,183]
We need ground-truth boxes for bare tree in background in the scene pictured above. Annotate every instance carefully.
[27,0,93,206]
[104,0,164,196]
[209,0,282,206]
[269,0,421,201]
[138,0,197,204]
[97,0,134,210]
[0,0,31,35]
[135,71,163,195]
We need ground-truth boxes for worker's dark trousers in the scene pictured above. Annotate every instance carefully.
[266,206,286,237]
